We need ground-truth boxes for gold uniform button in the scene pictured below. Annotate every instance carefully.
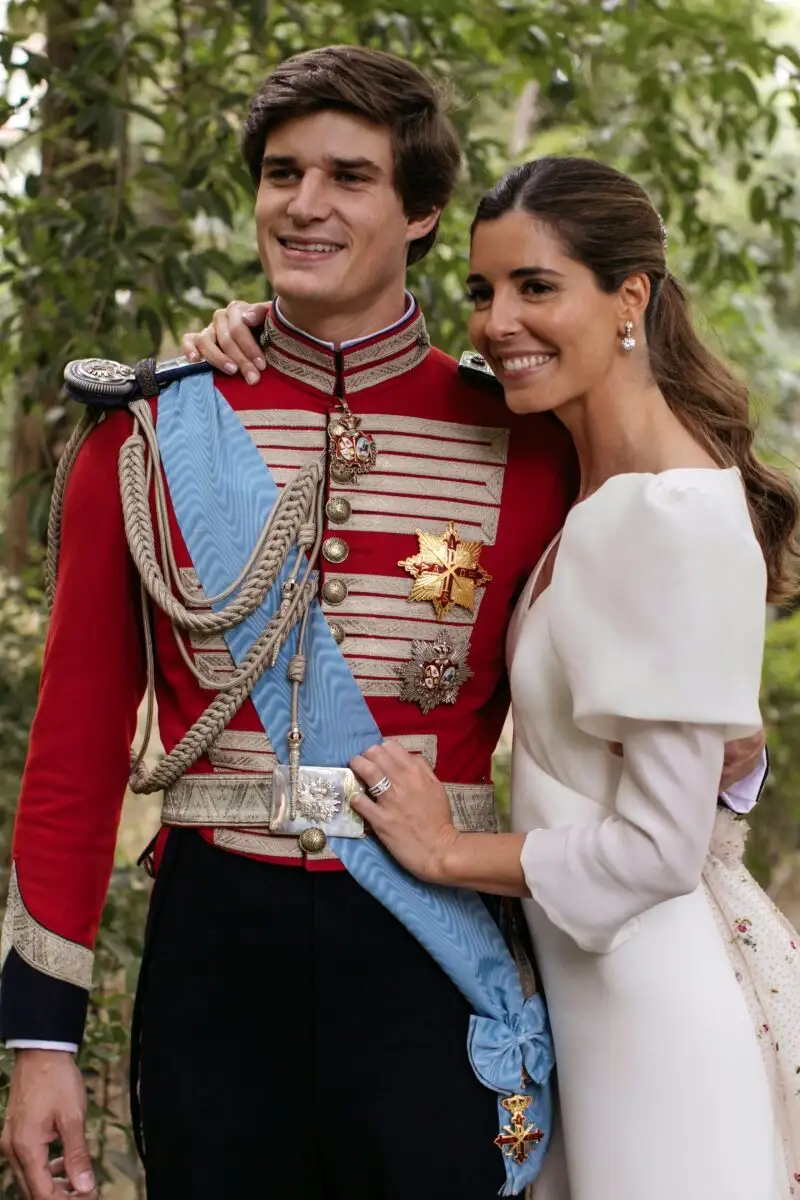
[322,577,348,605]
[327,621,345,645]
[326,497,351,524]
[322,536,349,564]
[299,828,327,854]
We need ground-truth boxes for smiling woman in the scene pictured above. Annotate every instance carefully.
[466,156,800,603]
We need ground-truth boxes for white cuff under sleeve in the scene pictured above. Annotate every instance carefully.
[719,747,768,815]
[6,1039,79,1052]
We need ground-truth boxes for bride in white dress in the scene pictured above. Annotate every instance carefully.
[351,155,800,1199]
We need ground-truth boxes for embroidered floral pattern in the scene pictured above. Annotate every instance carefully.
[705,809,800,1192]
[733,917,758,951]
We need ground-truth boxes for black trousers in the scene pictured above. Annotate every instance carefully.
[134,830,505,1199]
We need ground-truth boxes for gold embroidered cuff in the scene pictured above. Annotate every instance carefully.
[0,865,94,991]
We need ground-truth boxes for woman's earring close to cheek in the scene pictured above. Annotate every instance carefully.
[621,321,636,352]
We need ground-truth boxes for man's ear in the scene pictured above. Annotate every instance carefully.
[406,208,442,247]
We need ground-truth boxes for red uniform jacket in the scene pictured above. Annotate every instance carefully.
[0,301,576,1044]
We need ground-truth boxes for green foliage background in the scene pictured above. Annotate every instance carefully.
[1,0,800,1193]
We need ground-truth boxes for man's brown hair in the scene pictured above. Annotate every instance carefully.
[241,45,462,264]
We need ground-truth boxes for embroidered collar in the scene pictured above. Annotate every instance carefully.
[262,293,431,397]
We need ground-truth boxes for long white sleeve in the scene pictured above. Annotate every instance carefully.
[520,720,725,953]
[514,470,767,955]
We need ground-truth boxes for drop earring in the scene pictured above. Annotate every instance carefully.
[621,321,636,352]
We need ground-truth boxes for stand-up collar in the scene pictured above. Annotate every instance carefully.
[262,293,431,398]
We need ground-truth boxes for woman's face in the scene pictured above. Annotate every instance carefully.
[466,211,623,416]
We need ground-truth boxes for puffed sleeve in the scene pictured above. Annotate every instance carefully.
[519,470,767,954]
[549,469,766,741]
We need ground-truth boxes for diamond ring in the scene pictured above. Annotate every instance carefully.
[367,776,392,799]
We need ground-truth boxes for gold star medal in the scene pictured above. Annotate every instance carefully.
[398,522,492,620]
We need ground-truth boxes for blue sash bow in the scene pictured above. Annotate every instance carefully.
[156,374,554,1194]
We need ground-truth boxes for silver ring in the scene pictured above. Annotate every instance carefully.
[368,776,392,799]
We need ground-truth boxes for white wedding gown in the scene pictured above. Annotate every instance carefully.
[507,468,800,1200]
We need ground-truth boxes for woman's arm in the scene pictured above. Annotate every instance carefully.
[352,722,726,952]
[517,721,724,951]
[351,741,529,895]
[437,831,530,897]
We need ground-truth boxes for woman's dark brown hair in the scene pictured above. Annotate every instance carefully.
[241,45,461,265]
[472,155,799,602]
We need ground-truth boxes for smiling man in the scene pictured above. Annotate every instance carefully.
[0,44,767,1200]
[255,116,416,331]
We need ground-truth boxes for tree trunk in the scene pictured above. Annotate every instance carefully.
[3,2,79,574]
[2,0,130,575]
[4,406,50,575]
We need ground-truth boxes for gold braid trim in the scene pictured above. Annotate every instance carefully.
[162,774,499,833]
[120,398,325,795]
[44,390,329,800]
[213,827,340,862]
[0,864,94,991]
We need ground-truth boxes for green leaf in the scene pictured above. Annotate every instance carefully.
[749,184,767,223]
[136,305,163,350]
[729,66,761,106]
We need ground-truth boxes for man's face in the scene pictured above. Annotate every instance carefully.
[255,111,437,324]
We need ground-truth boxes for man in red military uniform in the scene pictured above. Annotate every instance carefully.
[0,43,765,1200]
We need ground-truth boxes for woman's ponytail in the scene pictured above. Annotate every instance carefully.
[648,275,799,604]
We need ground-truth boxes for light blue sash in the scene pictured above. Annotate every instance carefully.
[157,374,554,1195]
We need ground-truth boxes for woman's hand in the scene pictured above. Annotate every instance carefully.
[179,300,271,384]
[608,727,766,793]
[350,741,461,883]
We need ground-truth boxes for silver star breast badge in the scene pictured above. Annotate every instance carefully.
[396,631,473,715]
